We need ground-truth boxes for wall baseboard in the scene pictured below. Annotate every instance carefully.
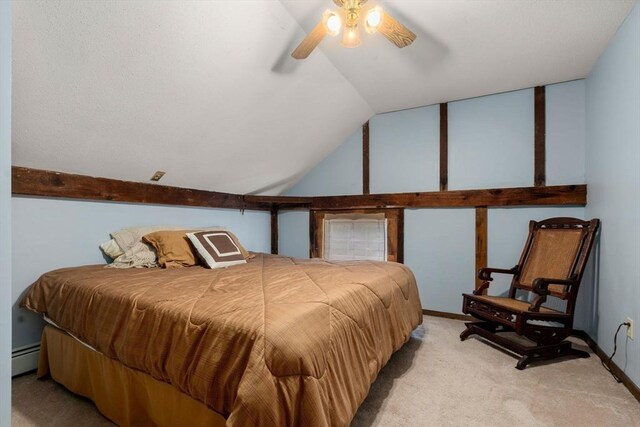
[12,343,40,376]
[422,309,472,321]
[572,330,640,404]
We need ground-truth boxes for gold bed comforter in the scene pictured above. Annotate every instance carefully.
[23,253,423,426]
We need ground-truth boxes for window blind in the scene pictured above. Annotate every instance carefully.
[323,217,387,261]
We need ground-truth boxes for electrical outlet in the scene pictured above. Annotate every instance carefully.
[626,317,634,340]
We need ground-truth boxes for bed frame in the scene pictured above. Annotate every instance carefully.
[38,325,227,427]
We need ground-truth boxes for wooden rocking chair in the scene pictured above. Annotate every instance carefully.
[460,217,600,369]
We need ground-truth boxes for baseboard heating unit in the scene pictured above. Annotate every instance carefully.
[12,343,40,376]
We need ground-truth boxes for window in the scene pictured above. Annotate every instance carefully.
[324,213,387,261]
[310,209,403,263]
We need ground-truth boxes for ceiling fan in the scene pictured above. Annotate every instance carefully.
[291,0,416,59]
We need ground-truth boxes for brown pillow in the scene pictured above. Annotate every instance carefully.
[186,231,246,269]
[143,228,251,269]
[142,230,199,269]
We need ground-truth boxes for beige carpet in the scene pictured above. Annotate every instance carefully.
[12,316,640,426]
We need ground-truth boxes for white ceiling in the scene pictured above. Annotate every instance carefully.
[282,0,636,113]
[12,0,635,195]
[12,1,373,195]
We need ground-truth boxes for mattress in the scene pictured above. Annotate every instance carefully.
[23,253,423,426]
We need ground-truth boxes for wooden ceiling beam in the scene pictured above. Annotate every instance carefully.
[439,103,448,191]
[534,86,546,187]
[11,166,267,211]
[363,121,370,195]
[308,185,586,210]
[12,167,586,212]
[242,195,312,210]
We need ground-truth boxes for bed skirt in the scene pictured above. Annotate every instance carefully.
[37,325,227,427]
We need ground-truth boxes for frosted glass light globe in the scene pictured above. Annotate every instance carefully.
[326,14,342,34]
[366,9,382,28]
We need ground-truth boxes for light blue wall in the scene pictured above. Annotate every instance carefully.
[278,211,309,259]
[404,209,475,313]
[281,81,587,316]
[12,197,271,348]
[370,105,440,193]
[585,3,639,387]
[449,89,534,190]
[546,80,586,185]
[1,0,12,422]
[286,127,362,196]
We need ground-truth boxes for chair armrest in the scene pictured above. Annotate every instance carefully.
[531,277,576,295]
[473,266,519,295]
[528,277,576,312]
[477,266,519,281]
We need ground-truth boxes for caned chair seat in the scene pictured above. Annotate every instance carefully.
[464,294,561,314]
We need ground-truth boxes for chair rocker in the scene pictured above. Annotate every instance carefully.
[460,217,600,370]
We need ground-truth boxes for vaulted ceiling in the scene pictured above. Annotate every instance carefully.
[11,0,635,195]
[281,0,636,113]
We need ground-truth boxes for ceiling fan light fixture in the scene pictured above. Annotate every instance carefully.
[342,24,361,48]
[291,0,415,59]
[365,7,382,33]
[324,11,342,36]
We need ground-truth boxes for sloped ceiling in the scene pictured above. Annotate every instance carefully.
[12,1,373,195]
[281,0,636,113]
[12,0,634,195]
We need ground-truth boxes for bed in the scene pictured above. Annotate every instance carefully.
[23,253,423,426]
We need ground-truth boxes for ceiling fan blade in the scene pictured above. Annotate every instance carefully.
[378,11,416,48]
[291,20,328,59]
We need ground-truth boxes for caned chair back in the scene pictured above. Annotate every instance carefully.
[511,218,599,306]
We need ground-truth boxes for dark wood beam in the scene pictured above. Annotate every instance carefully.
[475,207,488,291]
[11,166,270,211]
[397,208,405,264]
[12,167,587,213]
[270,209,278,254]
[309,210,319,258]
[439,103,448,191]
[309,185,586,210]
[243,195,311,210]
[363,121,370,195]
[534,86,546,187]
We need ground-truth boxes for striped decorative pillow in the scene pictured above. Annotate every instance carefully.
[186,231,246,269]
